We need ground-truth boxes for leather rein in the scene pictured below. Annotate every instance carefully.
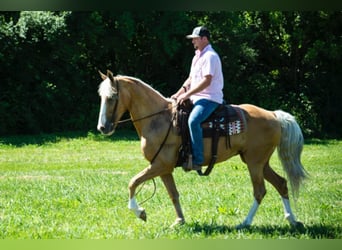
[111,77,174,125]
[110,77,176,164]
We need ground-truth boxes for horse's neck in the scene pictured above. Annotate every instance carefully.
[127,81,170,136]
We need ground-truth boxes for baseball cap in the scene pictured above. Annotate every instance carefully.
[186,26,210,39]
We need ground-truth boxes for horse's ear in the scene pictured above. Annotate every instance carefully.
[98,70,107,80]
[107,70,115,83]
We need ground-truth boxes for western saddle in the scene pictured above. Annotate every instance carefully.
[174,100,246,176]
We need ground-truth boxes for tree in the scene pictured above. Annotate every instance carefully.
[0,11,341,138]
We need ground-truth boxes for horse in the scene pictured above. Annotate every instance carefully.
[96,70,307,228]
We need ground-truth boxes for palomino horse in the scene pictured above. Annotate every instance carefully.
[97,70,307,228]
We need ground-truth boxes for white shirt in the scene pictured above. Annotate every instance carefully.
[189,44,224,104]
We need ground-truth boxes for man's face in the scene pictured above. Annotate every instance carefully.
[191,37,206,50]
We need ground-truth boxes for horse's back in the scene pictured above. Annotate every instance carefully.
[239,104,274,119]
[238,104,281,149]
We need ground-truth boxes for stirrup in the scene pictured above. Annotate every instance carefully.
[182,155,202,171]
[182,155,193,171]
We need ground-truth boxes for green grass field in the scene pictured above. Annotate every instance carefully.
[0,130,341,239]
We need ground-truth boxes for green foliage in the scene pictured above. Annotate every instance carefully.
[16,11,70,41]
[0,11,71,134]
[0,11,341,138]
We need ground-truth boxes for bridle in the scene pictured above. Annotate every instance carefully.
[109,77,120,126]
[108,77,177,162]
[109,77,175,126]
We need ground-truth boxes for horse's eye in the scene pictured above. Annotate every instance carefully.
[107,95,117,102]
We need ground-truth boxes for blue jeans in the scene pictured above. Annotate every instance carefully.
[188,99,220,165]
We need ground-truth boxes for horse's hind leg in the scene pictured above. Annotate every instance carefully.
[263,162,298,225]
[237,162,266,229]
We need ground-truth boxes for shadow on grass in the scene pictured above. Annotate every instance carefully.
[0,128,139,147]
[186,221,341,238]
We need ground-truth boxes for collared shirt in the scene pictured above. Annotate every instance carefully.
[189,44,224,104]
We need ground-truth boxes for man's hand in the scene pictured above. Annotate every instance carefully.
[176,92,190,105]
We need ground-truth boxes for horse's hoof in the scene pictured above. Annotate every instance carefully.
[236,222,250,230]
[170,218,185,228]
[139,209,147,221]
[293,221,305,231]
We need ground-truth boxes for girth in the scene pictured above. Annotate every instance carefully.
[174,100,246,176]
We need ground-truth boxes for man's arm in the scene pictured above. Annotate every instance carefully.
[176,75,212,104]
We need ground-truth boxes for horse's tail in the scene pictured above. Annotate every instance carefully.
[274,110,308,198]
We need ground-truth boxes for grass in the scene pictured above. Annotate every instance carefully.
[0,130,341,239]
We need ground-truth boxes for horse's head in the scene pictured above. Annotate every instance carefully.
[97,70,123,135]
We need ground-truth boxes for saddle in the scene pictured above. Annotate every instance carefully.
[174,100,246,176]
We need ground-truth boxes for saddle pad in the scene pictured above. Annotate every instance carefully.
[202,105,246,137]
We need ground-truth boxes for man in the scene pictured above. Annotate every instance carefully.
[171,26,224,171]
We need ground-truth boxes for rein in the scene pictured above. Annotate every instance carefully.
[115,108,171,125]
[112,77,176,125]
[110,77,177,206]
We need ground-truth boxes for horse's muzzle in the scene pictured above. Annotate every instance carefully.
[97,122,115,135]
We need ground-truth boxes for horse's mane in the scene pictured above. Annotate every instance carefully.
[98,78,117,98]
[98,74,172,108]
[116,75,169,102]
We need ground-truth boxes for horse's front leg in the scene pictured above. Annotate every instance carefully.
[160,173,185,227]
[128,165,162,221]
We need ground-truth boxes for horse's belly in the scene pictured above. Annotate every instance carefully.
[202,133,246,164]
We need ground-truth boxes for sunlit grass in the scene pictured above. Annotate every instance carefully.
[0,131,341,239]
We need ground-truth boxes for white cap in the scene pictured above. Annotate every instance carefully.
[186,26,210,39]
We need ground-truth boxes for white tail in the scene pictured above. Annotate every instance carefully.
[274,110,308,197]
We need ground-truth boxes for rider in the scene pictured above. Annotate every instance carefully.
[171,26,224,171]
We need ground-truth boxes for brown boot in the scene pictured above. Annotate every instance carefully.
[191,164,202,171]
[182,159,202,171]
